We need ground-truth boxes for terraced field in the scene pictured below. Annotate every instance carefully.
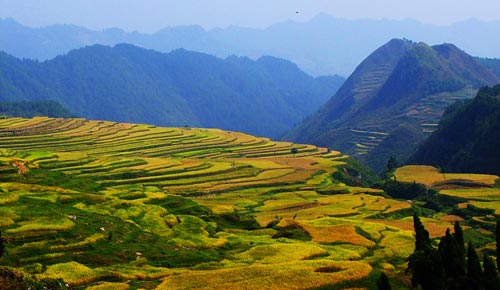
[349,88,476,158]
[351,129,388,156]
[395,165,500,235]
[0,117,495,289]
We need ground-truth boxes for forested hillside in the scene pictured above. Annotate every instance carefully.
[0,45,343,138]
[477,57,500,78]
[0,100,72,118]
[409,85,500,175]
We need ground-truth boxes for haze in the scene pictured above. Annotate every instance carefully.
[1,0,500,32]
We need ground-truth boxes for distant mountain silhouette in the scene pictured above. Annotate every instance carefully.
[409,85,500,176]
[283,39,500,172]
[0,44,342,138]
[2,15,500,76]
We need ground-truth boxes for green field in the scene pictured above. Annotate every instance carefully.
[0,118,499,289]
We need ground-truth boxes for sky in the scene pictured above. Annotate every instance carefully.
[1,0,500,32]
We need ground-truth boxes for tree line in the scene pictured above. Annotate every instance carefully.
[407,215,500,290]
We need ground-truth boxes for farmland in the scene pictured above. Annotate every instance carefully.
[0,117,499,289]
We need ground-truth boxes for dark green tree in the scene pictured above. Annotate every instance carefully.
[383,155,400,180]
[386,155,399,173]
[496,220,500,270]
[483,255,500,290]
[466,242,482,290]
[408,245,444,290]
[408,214,445,290]
[290,148,298,156]
[377,272,391,290]
[453,221,465,258]
[413,214,431,251]
[438,229,465,280]
[0,231,4,259]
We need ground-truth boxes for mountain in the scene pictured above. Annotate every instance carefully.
[409,85,500,175]
[283,39,500,172]
[477,57,500,78]
[0,44,342,138]
[0,100,73,118]
[2,16,500,76]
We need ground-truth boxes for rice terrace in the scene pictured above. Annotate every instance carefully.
[0,116,497,289]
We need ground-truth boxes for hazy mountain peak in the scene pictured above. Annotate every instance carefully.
[0,17,20,26]
[155,24,206,35]
[256,55,300,69]
[432,43,462,57]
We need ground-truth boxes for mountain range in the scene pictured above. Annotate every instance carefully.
[283,39,500,172]
[0,44,342,138]
[2,15,500,76]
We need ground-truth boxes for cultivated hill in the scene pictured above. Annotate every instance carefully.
[283,39,500,172]
[0,44,343,139]
[409,85,500,175]
[0,117,400,289]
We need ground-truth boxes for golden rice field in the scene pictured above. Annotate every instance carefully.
[0,117,498,290]
[395,165,499,186]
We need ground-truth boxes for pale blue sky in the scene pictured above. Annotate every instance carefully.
[1,0,500,32]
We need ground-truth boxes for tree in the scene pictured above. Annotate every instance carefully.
[408,245,444,290]
[386,156,399,173]
[496,220,500,270]
[383,156,399,180]
[0,231,4,259]
[377,272,391,290]
[413,214,431,251]
[467,242,482,290]
[438,229,465,280]
[483,255,500,290]
[290,148,298,156]
[453,221,465,258]
[408,214,445,290]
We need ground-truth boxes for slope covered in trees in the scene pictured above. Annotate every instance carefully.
[0,45,343,138]
[409,85,500,175]
[0,100,73,118]
[477,57,500,78]
[284,39,500,172]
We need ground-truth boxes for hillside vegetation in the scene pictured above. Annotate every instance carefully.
[284,39,500,172]
[409,85,500,175]
[0,45,343,139]
[477,57,500,78]
[0,100,73,118]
